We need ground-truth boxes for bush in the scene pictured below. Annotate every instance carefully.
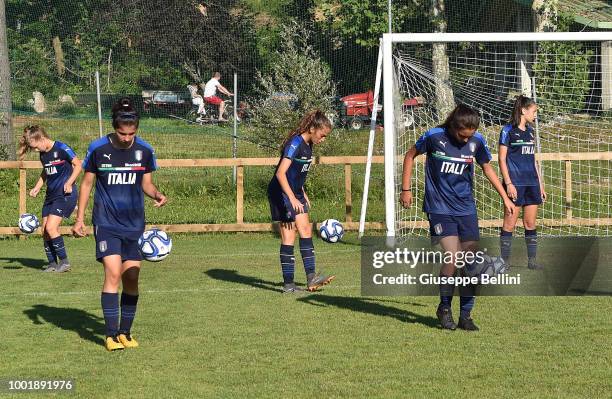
[249,21,337,153]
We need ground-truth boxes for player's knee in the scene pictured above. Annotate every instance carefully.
[523,221,536,230]
[44,224,59,237]
[104,273,121,288]
[122,267,140,283]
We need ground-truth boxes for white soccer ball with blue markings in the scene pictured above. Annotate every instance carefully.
[319,219,344,243]
[18,213,40,234]
[138,228,172,262]
[465,254,507,280]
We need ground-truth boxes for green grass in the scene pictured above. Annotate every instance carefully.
[0,234,610,398]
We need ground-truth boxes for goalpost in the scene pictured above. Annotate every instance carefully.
[360,31,612,239]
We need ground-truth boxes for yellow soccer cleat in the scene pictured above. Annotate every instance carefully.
[118,333,139,348]
[105,336,125,351]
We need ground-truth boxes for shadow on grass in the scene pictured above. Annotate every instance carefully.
[23,305,105,345]
[298,294,439,329]
[205,269,284,293]
[0,257,47,270]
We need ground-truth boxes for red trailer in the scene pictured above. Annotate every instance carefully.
[336,90,425,130]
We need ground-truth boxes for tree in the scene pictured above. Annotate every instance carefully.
[124,0,259,88]
[0,0,14,160]
[249,22,337,152]
[431,0,454,119]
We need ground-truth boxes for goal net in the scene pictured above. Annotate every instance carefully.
[380,32,612,238]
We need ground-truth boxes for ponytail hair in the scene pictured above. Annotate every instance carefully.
[111,97,139,129]
[439,103,480,134]
[281,109,332,152]
[18,125,49,160]
[510,95,537,127]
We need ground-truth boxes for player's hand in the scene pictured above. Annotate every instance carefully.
[72,220,87,237]
[503,198,516,215]
[400,190,412,208]
[63,182,73,194]
[29,187,40,197]
[541,187,547,202]
[506,183,518,201]
[153,193,167,208]
[290,197,304,214]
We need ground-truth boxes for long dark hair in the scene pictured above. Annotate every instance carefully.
[510,95,537,127]
[281,110,331,152]
[111,97,139,129]
[439,104,480,134]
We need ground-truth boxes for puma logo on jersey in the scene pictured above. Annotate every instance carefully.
[103,154,112,160]
[440,161,467,175]
[439,141,447,148]
[107,172,136,185]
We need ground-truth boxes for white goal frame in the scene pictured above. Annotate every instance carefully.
[373,31,612,238]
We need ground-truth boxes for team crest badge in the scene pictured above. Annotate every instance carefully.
[53,151,58,158]
[99,241,107,252]
[469,143,476,153]
[135,150,143,161]
[434,223,443,235]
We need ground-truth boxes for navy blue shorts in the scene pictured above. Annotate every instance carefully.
[94,225,143,263]
[505,184,542,206]
[268,192,309,223]
[428,213,480,244]
[42,193,77,218]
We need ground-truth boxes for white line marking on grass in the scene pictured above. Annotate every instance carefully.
[0,285,360,298]
[181,248,360,258]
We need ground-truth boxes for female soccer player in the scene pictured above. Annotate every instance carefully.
[18,125,81,273]
[267,110,335,293]
[72,98,167,351]
[498,95,546,270]
[400,104,515,331]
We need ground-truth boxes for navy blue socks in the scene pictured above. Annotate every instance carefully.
[280,244,295,284]
[119,293,139,335]
[299,237,315,275]
[101,292,119,337]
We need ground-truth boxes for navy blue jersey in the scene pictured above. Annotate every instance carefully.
[268,135,313,199]
[82,134,157,235]
[499,124,539,187]
[39,141,77,202]
[415,127,492,216]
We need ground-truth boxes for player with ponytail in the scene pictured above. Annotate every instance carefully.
[498,95,546,270]
[268,110,335,293]
[73,97,167,351]
[19,125,81,272]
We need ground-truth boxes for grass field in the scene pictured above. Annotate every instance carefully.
[0,233,610,398]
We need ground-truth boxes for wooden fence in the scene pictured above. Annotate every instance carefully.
[1,152,611,235]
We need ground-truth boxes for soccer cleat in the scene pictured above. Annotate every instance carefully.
[436,306,457,330]
[43,262,58,272]
[282,283,304,294]
[527,260,544,270]
[54,262,71,273]
[118,333,139,348]
[105,336,125,351]
[458,317,480,331]
[306,273,335,292]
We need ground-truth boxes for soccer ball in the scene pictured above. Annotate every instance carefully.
[18,213,40,234]
[464,254,507,280]
[319,219,344,243]
[138,228,172,262]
